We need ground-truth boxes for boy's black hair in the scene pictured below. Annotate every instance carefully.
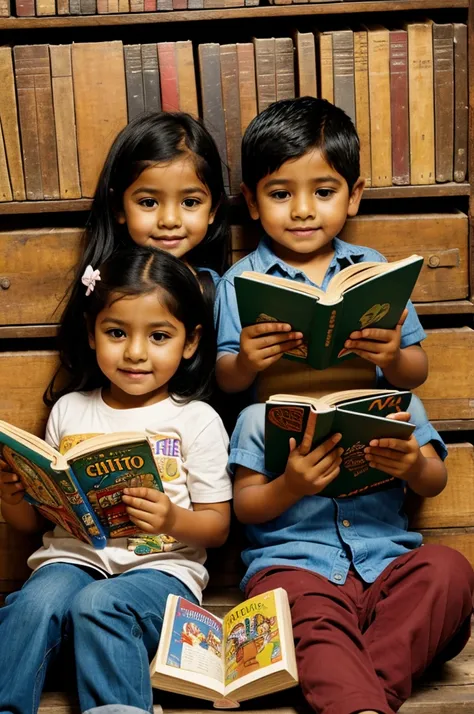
[44,246,216,406]
[242,97,360,194]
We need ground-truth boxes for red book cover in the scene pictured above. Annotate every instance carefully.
[389,30,409,186]
[15,0,35,15]
[143,0,155,9]
[157,43,180,113]
[172,0,186,7]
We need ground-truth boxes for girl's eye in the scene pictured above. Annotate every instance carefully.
[139,198,157,208]
[150,332,169,343]
[182,198,200,208]
[270,190,290,200]
[316,189,334,199]
[106,328,126,339]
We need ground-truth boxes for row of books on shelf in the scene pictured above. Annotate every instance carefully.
[0,22,468,206]
[5,0,259,17]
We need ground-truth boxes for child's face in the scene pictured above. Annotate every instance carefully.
[118,156,216,262]
[242,149,364,262]
[88,289,200,409]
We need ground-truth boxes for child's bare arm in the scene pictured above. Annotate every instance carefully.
[344,309,428,389]
[234,412,343,524]
[0,462,45,533]
[122,487,231,548]
[364,412,446,497]
[216,323,303,393]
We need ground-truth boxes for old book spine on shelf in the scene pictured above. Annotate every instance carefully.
[354,29,371,187]
[143,0,154,10]
[118,0,129,10]
[453,23,468,183]
[34,45,60,200]
[318,32,334,104]
[204,0,241,8]
[80,0,96,12]
[366,26,392,187]
[57,0,69,13]
[198,43,229,192]
[0,125,12,202]
[124,45,145,121]
[130,0,144,9]
[69,0,81,13]
[220,44,242,194]
[405,20,435,185]
[275,37,295,101]
[294,30,317,98]
[253,37,276,113]
[14,45,43,200]
[176,41,198,117]
[50,45,81,199]
[157,0,172,10]
[236,43,257,134]
[15,0,35,15]
[157,43,180,113]
[389,29,409,186]
[172,0,186,9]
[188,0,203,9]
[244,0,259,7]
[72,41,128,198]
[96,0,108,11]
[36,0,55,14]
[332,28,355,125]
[433,22,454,183]
[0,0,9,14]
[0,48,26,200]
[142,44,161,111]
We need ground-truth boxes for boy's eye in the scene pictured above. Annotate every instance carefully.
[182,198,200,208]
[270,190,290,200]
[106,328,126,339]
[139,198,157,208]
[150,332,169,343]
[315,188,334,198]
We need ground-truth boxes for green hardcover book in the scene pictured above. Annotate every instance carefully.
[235,254,423,371]
[0,422,164,549]
[265,388,414,497]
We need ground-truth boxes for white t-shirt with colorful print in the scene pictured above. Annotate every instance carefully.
[27,389,232,602]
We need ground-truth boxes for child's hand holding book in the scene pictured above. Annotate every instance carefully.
[237,322,304,375]
[0,459,25,506]
[364,411,422,482]
[343,308,408,370]
[122,486,175,534]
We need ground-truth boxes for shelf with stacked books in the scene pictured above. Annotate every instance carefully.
[0,0,469,26]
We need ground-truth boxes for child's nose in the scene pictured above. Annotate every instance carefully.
[158,202,181,229]
[291,195,316,221]
[124,337,147,362]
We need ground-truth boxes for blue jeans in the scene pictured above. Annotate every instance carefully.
[0,563,197,714]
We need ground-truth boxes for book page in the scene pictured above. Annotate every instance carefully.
[164,598,224,683]
[223,590,283,692]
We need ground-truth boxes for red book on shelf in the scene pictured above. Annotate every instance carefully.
[157,43,180,113]
[143,0,155,9]
[389,29,409,185]
[15,0,35,15]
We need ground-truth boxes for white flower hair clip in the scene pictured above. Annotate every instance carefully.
[81,265,101,297]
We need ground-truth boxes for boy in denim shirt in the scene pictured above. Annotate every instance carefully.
[216,98,474,713]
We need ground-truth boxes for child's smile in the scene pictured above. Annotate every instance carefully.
[89,289,199,409]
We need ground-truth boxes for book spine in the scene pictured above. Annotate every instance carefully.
[308,300,344,370]
[253,37,276,113]
[124,45,145,121]
[433,23,454,183]
[0,0,10,13]
[353,30,371,188]
[0,124,12,201]
[295,31,317,98]
[36,0,55,14]
[332,29,356,125]
[187,0,202,8]
[236,43,257,135]
[220,44,242,195]
[80,0,96,11]
[33,45,60,200]
[389,30,409,186]
[56,0,69,13]
[198,43,229,192]
[72,41,128,198]
[130,0,144,10]
[0,48,26,200]
[172,0,186,8]
[406,22,435,185]
[275,37,295,101]
[319,32,334,104]
[50,45,81,199]
[118,0,129,10]
[69,0,81,13]
[141,44,161,112]
[453,24,468,183]
[157,0,172,10]
[143,0,154,9]
[176,40,198,117]
[13,45,44,200]
[367,27,392,187]
[157,42,180,113]
[15,0,35,15]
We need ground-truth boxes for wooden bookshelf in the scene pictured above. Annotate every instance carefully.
[0,0,469,29]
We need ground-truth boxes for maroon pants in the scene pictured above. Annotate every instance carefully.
[245,545,474,714]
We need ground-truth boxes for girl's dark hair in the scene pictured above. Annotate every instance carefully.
[85,112,228,274]
[242,97,360,194]
[45,246,216,406]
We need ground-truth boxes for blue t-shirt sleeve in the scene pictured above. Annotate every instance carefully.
[408,394,447,460]
[214,276,242,356]
[401,299,426,347]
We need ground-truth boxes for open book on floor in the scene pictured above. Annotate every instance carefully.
[265,388,415,498]
[0,421,164,549]
[150,588,298,709]
[235,254,424,370]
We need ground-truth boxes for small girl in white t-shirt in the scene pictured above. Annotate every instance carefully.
[0,246,232,714]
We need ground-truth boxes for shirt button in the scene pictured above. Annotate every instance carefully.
[342,519,351,527]
[334,573,343,582]
[339,552,346,559]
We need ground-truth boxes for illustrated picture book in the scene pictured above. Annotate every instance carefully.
[265,388,415,497]
[0,421,165,549]
[235,254,424,370]
[150,588,298,708]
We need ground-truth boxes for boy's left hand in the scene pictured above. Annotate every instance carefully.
[364,411,422,482]
[343,308,408,370]
[122,487,176,534]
